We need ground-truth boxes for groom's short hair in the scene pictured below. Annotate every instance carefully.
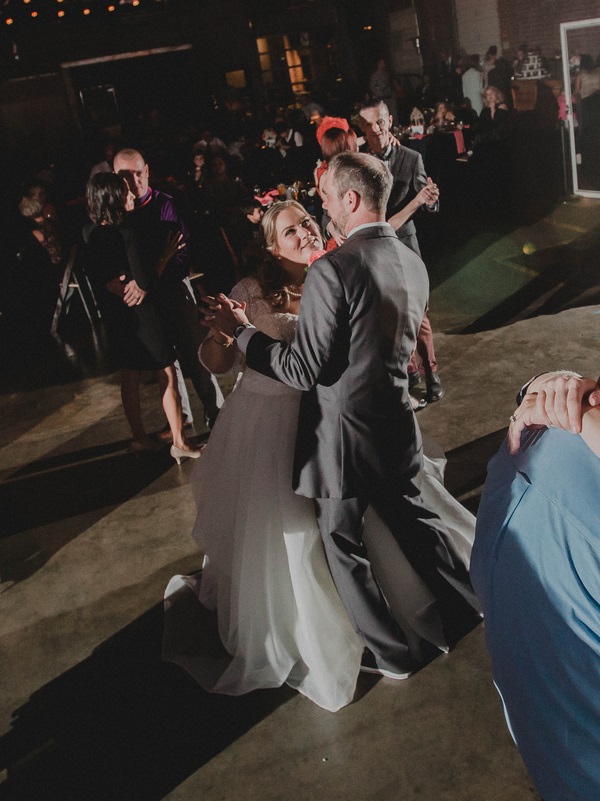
[328,151,392,215]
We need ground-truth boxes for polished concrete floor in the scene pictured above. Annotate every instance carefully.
[1,196,599,800]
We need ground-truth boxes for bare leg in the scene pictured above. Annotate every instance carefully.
[121,369,155,448]
[173,359,194,424]
[157,365,199,453]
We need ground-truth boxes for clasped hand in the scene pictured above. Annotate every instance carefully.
[200,292,248,338]
[419,177,439,207]
[106,275,147,306]
[508,372,600,454]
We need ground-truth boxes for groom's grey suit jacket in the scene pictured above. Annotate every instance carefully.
[245,224,429,500]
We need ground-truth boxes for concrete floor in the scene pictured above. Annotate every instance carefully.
[1,196,600,800]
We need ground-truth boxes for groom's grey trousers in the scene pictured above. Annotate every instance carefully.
[314,486,480,673]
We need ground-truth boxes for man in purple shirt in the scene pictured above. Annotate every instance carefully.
[113,148,222,430]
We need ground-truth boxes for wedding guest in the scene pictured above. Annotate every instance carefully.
[313,117,358,249]
[193,128,226,155]
[512,44,528,76]
[188,146,206,190]
[485,46,513,107]
[470,86,511,205]
[83,173,201,462]
[369,56,399,120]
[203,153,249,226]
[455,98,479,129]
[314,119,433,415]
[314,116,357,194]
[471,371,600,801]
[477,86,510,133]
[18,186,63,267]
[574,55,600,183]
[14,188,63,332]
[89,141,117,181]
[431,101,455,131]
[358,100,445,404]
[113,148,223,430]
[548,50,563,82]
[224,196,264,279]
[461,55,484,115]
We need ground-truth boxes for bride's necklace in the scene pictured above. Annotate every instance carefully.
[283,280,304,299]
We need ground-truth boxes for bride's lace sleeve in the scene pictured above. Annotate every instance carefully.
[199,277,268,375]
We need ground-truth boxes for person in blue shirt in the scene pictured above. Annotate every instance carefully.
[471,370,600,801]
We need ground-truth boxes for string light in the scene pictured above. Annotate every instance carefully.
[3,0,156,27]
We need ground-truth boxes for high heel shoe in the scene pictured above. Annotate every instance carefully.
[170,444,203,465]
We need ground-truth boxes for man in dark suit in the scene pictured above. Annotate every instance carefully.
[208,152,478,678]
[359,100,444,404]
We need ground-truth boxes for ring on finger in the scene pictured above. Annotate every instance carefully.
[509,414,517,423]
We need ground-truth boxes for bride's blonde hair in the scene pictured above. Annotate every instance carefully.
[257,200,322,309]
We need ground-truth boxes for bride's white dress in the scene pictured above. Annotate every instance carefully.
[163,278,476,712]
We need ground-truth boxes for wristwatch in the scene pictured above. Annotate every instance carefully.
[233,323,254,339]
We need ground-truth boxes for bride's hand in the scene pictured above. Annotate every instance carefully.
[200,294,247,336]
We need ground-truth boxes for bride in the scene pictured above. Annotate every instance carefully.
[163,200,477,712]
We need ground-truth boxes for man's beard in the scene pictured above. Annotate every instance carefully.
[330,209,348,235]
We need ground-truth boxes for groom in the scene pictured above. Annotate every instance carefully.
[207,152,478,678]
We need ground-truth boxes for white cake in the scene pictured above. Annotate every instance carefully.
[515,52,549,80]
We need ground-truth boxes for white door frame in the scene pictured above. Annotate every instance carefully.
[560,17,600,198]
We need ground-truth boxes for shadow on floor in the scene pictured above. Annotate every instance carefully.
[443,427,509,516]
[0,438,206,584]
[0,601,297,801]
[0,421,495,801]
[0,589,477,801]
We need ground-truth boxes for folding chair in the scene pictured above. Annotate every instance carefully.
[51,244,101,336]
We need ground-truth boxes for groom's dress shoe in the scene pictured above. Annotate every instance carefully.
[359,650,413,680]
[425,371,445,403]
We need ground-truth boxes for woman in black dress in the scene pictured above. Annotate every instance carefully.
[85,173,201,462]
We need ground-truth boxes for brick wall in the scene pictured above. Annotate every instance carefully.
[495,0,600,58]
[455,0,501,58]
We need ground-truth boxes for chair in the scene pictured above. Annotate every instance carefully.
[50,244,101,336]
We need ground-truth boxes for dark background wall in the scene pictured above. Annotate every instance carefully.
[496,0,599,55]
